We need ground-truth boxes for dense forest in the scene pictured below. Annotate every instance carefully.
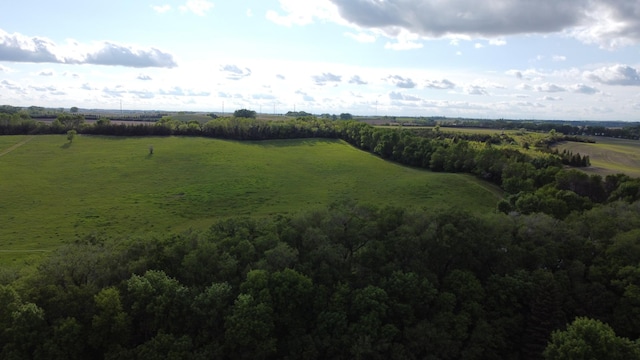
[2,201,640,359]
[2,109,640,358]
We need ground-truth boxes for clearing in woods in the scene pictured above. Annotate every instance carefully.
[0,135,502,266]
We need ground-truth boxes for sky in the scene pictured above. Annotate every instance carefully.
[1,0,640,121]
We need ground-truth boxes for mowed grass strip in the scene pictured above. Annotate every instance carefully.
[554,137,640,178]
[0,135,501,264]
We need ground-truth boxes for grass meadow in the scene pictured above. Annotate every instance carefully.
[554,137,640,178]
[0,135,502,266]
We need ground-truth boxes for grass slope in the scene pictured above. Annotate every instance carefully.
[554,137,640,178]
[0,135,501,265]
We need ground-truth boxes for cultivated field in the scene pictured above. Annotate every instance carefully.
[0,135,502,265]
[554,137,640,178]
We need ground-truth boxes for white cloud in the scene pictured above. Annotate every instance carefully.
[489,39,507,46]
[536,83,566,92]
[389,91,421,101]
[295,90,315,101]
[585,64,640,86]
[387,75,416,88]
[179,0,214,16]
[0,29,177,68]
[221,64,252,80]
[570,83,599,94]
[425,79,455,90]
[252,93,276,100]
[313,72,342,85]
[384,30,423,50]
[349,75,367,85]
[552,55,567,62]
[152,4,171,13]
[464,85,489,95]
[345,32,376,43]
[266,0,340,27]
[516,83,533,91]
[39,69,54,76]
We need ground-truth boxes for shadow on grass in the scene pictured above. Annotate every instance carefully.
[60,142,71,149]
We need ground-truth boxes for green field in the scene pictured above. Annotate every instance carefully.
[554,137,640,178]
[0,135,502,265]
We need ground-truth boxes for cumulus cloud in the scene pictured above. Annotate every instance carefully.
[276,74,286,80]
[221,64,252,80]
[179,0,214,16]
[349,75,367,85]
[571,84,599,94]
[266,0,340,27]
[130,90,155,99]
[323,0,640,48]
[39,70,54,76]
[313,72,342,85]
[541,96,563,101]
[0,29,177,68]
[296,90,315,101]
[102,86,127,98]
[137,74,152,81]
[507,69,545,81]
[586,64,640,86]
[387,75,416,88]
[516,83,534,91]
[464,85,488,95]
[389,91,421,101]
[425,79,455,89]
[29,85,57,92]
[160,86,210,96]
[252,93,276,100]
[536,83,566,92]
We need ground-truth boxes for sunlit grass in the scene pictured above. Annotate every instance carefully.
[0,135,502,265]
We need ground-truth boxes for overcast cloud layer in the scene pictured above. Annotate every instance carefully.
[325,0,640,48]
[0,0,639,120]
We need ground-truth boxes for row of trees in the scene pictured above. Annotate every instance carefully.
[2,201,640,359]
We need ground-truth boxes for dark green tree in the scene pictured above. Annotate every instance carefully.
[233,109,257,119]
[544,317,640,360]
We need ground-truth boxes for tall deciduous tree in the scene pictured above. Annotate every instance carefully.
[544,317,640,360]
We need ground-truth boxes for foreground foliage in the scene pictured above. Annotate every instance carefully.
[2,201,640,359]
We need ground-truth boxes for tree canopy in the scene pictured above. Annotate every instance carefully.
[233,109,257,119]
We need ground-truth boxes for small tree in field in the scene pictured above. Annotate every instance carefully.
[67,129,77,143]
[233,109,257,119]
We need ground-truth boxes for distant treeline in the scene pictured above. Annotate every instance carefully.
[3,114,640,220]
[435,119,640,140]
[2,200,640,359]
